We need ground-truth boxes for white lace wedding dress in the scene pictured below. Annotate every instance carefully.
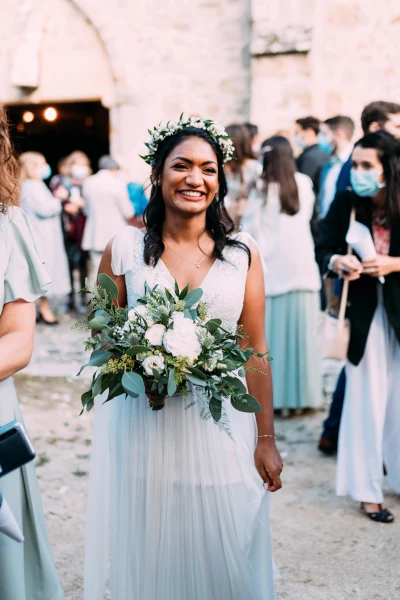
[84,227,274,600]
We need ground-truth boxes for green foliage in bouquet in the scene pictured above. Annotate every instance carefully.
[78,274,271,426]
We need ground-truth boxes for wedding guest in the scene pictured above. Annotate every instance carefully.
[50,150,91,312]
[242,136,322,412]
[318,115,355,218]
[295,116,330,194]
[224,124,261,229]
[320,101,400,453]
[316,131,400,522]
[82,155,134,285]
[19,152,71,324]
[336,101,400,192]
[243,121,261,152]
[0,105,62,600]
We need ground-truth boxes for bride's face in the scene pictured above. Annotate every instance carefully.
[161,137,219,216]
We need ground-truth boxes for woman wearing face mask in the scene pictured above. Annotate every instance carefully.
[19,152,71,324]
[50,150,91,313]
[316,131,400,522]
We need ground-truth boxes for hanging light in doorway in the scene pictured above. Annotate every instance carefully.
[22,111,35,123]
[44,107,58,122]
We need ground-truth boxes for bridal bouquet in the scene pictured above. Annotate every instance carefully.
[78,274,267,425]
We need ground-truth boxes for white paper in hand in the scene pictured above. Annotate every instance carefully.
[0,493,24,543]
[346,221,385,283]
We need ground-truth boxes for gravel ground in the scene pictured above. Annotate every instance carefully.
[14,375,400,600]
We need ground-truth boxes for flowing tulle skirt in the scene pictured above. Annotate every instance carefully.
[84,389,274,600]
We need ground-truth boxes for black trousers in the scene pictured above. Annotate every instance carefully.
[321,367,346,442]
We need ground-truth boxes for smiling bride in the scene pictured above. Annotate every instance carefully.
[84,116,282,600]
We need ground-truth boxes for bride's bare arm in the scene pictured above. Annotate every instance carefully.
[97,239,127,308]
[0,300,36,382]
[238,240,283,492]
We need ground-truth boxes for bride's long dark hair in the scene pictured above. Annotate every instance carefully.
[143,127,251,266]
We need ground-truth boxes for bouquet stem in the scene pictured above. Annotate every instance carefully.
[149,397,165,411]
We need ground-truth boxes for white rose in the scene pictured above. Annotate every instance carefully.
[142,355,165,375]
[128,305,147,323]
[163,313,202,359]
[145,324,166,346]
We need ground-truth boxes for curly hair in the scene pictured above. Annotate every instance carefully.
[143,127,250,267]
[0,104,19,213]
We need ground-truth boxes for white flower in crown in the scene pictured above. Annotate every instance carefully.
[140,114,235,166]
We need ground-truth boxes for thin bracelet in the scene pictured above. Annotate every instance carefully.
[257,434,276,440]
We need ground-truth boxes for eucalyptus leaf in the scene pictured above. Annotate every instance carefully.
[168,369,177,396]
[185,373,207,387]
[77,349,113,375]
[81,390,93,408]
[231,393,262,413]
[88,316,108,330]
[188,366,207,380]
[98,273,119,299]
[209,398,222,422]
[92,375,104,397]
[225,376,247,394]
[184,288,203,308]
[122,371,145,397]
[206,318,222,334]
[126,345,150,356]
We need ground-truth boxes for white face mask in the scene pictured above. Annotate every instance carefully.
[71,165,89,180]
[294,135,307,150]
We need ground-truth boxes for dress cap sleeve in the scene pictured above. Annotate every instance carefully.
[3,207,51,304]
[111,226,144,276]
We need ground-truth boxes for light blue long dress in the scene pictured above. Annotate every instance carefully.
[0,207,62,600]
[20,179,71,299]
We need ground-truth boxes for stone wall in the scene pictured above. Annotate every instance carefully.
[251,0,400,141]
[0,0,252,180]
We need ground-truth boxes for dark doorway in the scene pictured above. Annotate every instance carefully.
[6,100,109,175]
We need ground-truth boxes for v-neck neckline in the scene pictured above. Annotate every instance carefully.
[137,228,219,292]
[158,256,218,292]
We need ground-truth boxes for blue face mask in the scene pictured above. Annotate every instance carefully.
[317,132,334,155]
[350,169,385,197]
[40,163,52,180]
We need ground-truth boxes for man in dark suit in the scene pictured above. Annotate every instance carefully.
[295,116,330,194]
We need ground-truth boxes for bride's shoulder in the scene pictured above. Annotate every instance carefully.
[0,206,29,236]
[111,226,145,276]
[229,231,259,254]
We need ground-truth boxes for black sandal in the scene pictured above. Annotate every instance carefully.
[360,503,395,523]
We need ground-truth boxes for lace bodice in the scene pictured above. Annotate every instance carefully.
[111,227,252,331]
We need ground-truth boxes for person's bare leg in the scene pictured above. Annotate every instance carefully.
[38,297,58,323]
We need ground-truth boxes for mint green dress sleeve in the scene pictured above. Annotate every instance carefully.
[2,207,50,307]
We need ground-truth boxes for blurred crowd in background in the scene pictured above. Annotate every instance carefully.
[17,100,400,420]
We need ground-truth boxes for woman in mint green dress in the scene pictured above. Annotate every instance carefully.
[0,105,62,599]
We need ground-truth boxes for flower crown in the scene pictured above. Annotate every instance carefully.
[140,114,235,166]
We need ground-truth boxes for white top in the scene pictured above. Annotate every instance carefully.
[320,144,353,218]
[241,171,321,296]
[82,170,134,252]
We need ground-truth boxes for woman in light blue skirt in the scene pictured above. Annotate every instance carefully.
[242,136,322,410]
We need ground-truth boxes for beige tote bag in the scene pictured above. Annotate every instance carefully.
[318,209,356,361]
